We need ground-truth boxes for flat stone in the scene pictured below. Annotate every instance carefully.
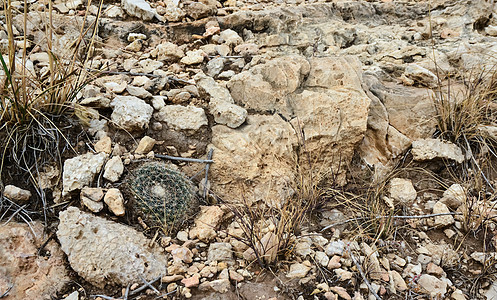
[155,105,207,131]
[411,138,464,163]
[286,263,311,279]
[57,207,168,287]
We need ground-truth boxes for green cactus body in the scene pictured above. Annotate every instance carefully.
[128,162,198,232]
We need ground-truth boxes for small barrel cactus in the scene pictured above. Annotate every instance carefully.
[127,162,199,233]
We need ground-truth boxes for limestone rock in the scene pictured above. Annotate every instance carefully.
[411,138,464,163]
[3,185,31,202]
[417,274,447,298]
[104,188,125,216]
[80,187,104,213]
[388,178,417,205]
[208,115,297,206]
[57,207,168,287]
[219,29,243,47]
[155,105,208,131]
[440,184,466,209]
[151,42,185,61]
[94,136,112,154]
[0,222,69,300]
[404,64,439,88]
[184,2,216,20]
[242,232,279,264]
[326,240,345,256]
[208,243,233,262]
[103,156,124,183]
[135,136,157,154]
[286,263,311,279]
[359,74,412,167]
[189,206,225,242]
[195,74,247,128]
[121,0,156,21]
[181,50,205,65]
[111,96,153,132]
[431,201,454,227]
[62,152,107,197]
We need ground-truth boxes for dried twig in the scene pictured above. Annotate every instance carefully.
[348,247,381,300]
[321,212,461,232]
[0,284,12,298]
[138,275,160,295]
[203,148,214,199]
[130,276,161,296]
[154,154,214,164]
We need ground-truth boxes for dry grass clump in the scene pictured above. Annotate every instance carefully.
[432,63,497,234]
[225,125,329,269]
[0,0,103,208]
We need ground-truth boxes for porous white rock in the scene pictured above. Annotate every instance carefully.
[208,243,233,262]
[104,188,125,216]
[155,105,208,131]
[62,153,107,198]
[195,74,247,128]
[121,0,156,21]
[103,156,124,183]
[411,139,464,163]
[151,42,184,61]
[388,178,417,204]
[111,96,153,131]
[57,207,168,287]
[180,50,205,65]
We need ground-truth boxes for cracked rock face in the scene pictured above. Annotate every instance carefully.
[210,55,370,205]
[0,222,69,300]
[57,207,168,288]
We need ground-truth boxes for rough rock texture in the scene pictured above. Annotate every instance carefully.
[212,55,369,205]
[0,222,69,300]
[209,115,297,205]
[154,105,208,131]
[360,75,437,169]
[62,152,107,197]
[103,156,124,182]
[195,73,247,128]
[57,207,168,287]
[411,139,465,163]
[121,0,156,21]
[388,178,417,205]
[111,96,153,131]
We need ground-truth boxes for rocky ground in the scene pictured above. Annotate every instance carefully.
[1,0,497,299]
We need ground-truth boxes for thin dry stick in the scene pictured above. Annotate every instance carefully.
[348,248,381,300]
[0,284,12,298]
[129,276,161,296]
[154,154,214,164]
[321,212,461,232]
[203,148,214,199]
[138,275,160,295]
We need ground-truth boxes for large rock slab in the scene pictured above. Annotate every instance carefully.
[209,115,297,206]
[0,222,69,300]
[213,55,369,204]
[57,207,168,288]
